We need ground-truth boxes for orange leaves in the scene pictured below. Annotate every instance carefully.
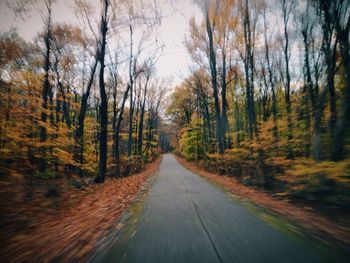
[52,148,78,167]
[0,31,24,67]
[52,23,84,46]
[0,157,161,262]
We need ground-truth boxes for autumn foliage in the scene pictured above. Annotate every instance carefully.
[0,7,166,180]
[167,0,350,215]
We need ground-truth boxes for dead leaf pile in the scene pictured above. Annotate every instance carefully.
[0,157,161,262]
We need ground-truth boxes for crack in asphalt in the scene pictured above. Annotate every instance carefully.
[191,198,225,263]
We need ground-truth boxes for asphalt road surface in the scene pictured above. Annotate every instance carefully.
[92,154,347,263]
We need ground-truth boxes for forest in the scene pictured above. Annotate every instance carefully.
[0,0,173,260]
[167,0,350,214]
[0,0,350,261]
[0,0,171,183]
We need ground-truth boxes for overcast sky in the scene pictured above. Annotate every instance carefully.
[0,0,200,86]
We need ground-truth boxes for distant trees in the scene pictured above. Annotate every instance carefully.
[189,0,239,153]
[170,0,350,164]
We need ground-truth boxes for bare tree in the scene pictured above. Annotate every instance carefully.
[202,0,225,153]
[262,2,278,143]
[280,0,295,159]
[39,0,53,173]
[95,0,109,183]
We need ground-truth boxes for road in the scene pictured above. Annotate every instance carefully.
[92,154,346,263]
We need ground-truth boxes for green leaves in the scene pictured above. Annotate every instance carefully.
[179,118,205,161]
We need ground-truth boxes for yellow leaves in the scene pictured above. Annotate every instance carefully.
[120,132,128,140]
[0,79,82,175]
[267,157,350,188]
[52,148,78,167]
[179,117,205,161]
[20,70,43,87]
[287,159,350,183]
[266,156,294,167]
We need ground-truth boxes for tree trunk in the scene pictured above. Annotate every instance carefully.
[327,40,337,154]
[243,0,256,140]
[137,103,145,156]
[319,0,340,160]
[95,0,109,183]
[221,42,229,148]
[75,56,98,175]
[127,26,134,157]
[114,84,131,176]
[39,1,52,173]
[312,87,327,161]
[263,8,278,143]
[282,0,293,159]
[205,5,224,153]
[137,75,150,156]
[331,19,350,160]
[112,78,118,170]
